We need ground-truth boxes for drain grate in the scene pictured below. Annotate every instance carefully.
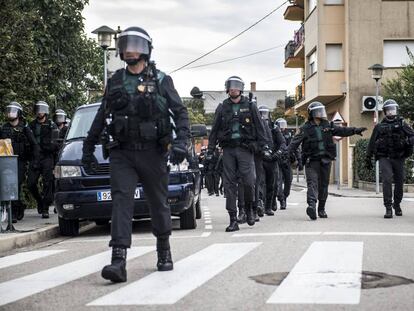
[250,271,414,289]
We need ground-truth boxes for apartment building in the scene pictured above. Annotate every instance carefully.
[284,0,414,186]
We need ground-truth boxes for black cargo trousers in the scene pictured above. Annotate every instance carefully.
[222,146,256,215]
[28,155,55,213]
[277,160,293,201]
[305,159,332,209]
[108,146,171,248]
[379,157,405,207]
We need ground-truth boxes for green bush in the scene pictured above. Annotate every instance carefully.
[353,138,414,183]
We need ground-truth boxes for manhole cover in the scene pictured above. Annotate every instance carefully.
[250,271,414,289]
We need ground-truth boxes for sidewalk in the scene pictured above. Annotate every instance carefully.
[292,175,414,198]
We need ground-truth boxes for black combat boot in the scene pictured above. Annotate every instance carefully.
[279,199,287,210]
[264,207,274,216]
[226,213,240,232]
[271,199,278,211]
[317,201,328,218]
[246,203,256,226]
[384,206,393,219]
[257,200,264,217]
[393,203,403,216]
[306,206,317,220]
[102,247,127,282]
[237,207,246,224]
[157,236,174,271]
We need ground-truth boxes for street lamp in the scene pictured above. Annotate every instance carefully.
[368,63,384,194]
[92,25,117,87]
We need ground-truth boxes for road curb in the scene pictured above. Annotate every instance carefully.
[0,222,94,254]
[292,183,382,198]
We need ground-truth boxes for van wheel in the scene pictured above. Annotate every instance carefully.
[195,198,202,219]
[95,219,110,226]
[180,200,197,229]
[59,217,79,236]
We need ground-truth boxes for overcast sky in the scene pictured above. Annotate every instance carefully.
[82,0,302,97]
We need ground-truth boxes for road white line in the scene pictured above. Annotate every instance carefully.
[204,220,212,224]
[201,232,211,238]
[205,225,213,230]
[0,250,66,270]
[267,241,363,305]
[0,247,154,306]
[88,242,261,306]
[204,212,211,216]
[403,198,414,202]
[62,233,213,243]
[323,232,414,237]
[287,203,299,206]
[233,232,322,237]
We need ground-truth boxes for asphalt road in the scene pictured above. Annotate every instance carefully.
[1,187,413,310]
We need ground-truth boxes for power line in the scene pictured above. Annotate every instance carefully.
[169,0,289,74]
[263,72,300,82]
[183,44,284,70]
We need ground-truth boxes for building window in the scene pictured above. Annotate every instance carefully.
[308,0,317,14]
[326,44,343,70]
[307,49,317,77]
[325,0,344,4]
[383,40,414,67]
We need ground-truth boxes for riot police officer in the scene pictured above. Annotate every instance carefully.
[288,102,366,220]
[274,118,300,210]
[82,26,190,282]
[208,76,267,232]
[366,99,414,218]
[258,105,286,216]
[0,102,39,222]
[28,101,58,218]
[54,109,69,140]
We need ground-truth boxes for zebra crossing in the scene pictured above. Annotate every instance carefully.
[0,241,366,308]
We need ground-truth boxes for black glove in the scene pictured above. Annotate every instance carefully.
[354,127,367,136]
[272,149,283,161]
[365,156,373,170]
[298,163,304,171]
[169,140,188,165]
[262,146,273,161]
[205,150,213,161]
[82,153,98,172]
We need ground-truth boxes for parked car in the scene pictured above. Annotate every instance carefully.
[54,102,206,236]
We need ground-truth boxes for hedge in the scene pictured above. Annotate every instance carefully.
[353,138,414,184]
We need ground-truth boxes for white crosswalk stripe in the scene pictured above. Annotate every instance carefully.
[0,246,154,307]
[267,241,363,305]
[0,250,66,270]
[88,242,261,306]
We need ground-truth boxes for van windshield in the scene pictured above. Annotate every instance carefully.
[66,105,99,140]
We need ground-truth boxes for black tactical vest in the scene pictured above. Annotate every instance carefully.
[105,68,171,144]
[0,122,31,160]
[218,97,256,146]
[29,119,57,156]
[375,117,407,158]
[301,121,337,161]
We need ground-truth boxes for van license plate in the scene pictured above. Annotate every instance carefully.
[97,189,140,201]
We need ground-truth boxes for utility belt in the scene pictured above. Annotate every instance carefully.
[118,140,159,151]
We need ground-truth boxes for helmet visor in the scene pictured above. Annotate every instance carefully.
[118,32,150,55]
[55,115,66,124]
[259,110,270,120]
[277,120,288,129]
[6,106,19,119]
[226,79,244,91]
[310,106,327,119]
[385,106,397,117]
[35,103,49,114]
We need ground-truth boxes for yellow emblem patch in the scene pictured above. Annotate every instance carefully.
[137,85,146,93]
[245,118,250,123]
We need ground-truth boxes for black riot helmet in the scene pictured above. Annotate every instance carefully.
[258,105,270,120]
[190,86,203,99]
[225,76,244,93]
[307,101,327,120]
[54,109,67,125]
[275,118,288,130]
[382,99,399,120]
[117,26,153,65]
[34,100,49,115]
[5,101,23,121]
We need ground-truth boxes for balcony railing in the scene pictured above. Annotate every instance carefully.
[284,25,305,63]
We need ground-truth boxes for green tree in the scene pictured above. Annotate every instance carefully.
[0,0,103,121]
[383,47,414,121]
[183,98,206,125]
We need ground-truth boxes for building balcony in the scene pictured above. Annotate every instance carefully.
[284,1,304,21]
[284,25,305,68]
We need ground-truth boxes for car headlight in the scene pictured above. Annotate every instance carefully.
[54,166,82,178]
[169,159,189,172]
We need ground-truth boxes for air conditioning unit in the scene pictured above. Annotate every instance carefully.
[361,96,383,112]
